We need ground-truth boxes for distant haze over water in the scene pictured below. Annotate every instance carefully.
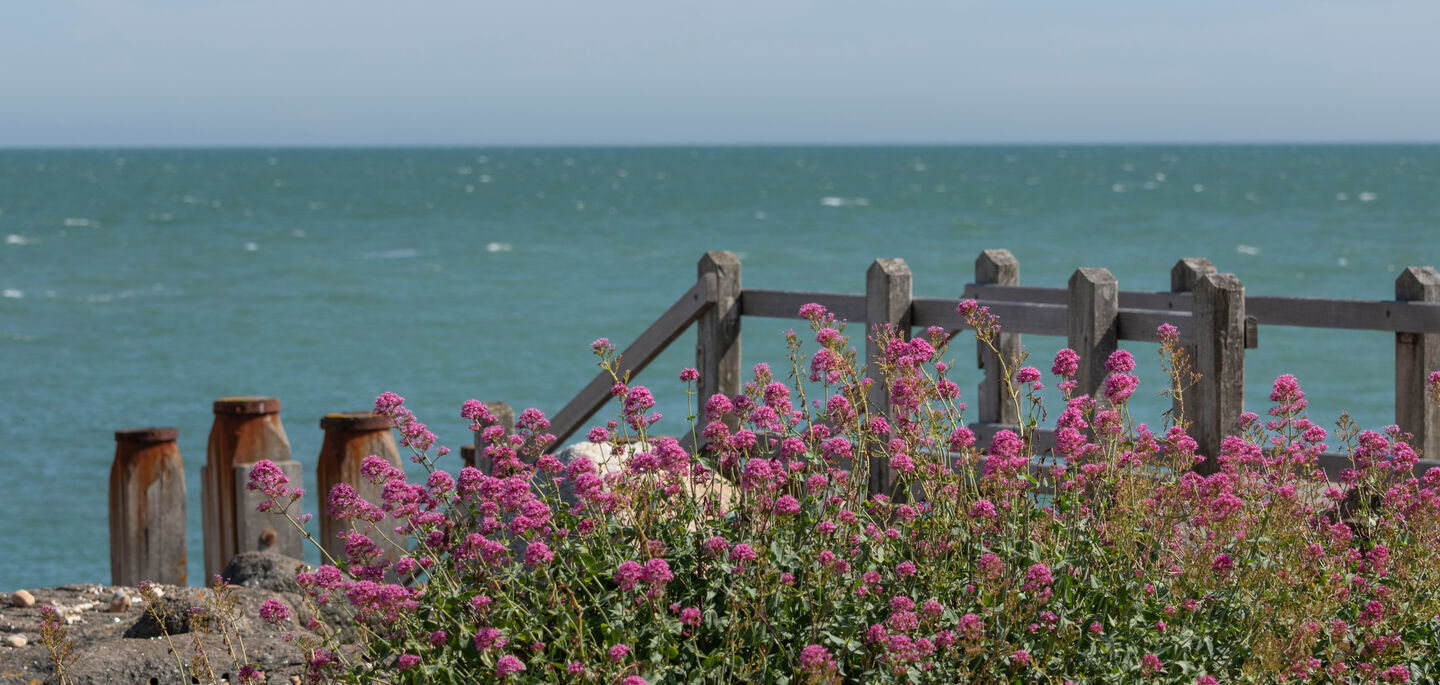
[1,145,1436,588]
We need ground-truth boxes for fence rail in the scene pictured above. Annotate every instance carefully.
[547,249,1440,486]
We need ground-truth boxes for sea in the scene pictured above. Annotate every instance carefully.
[1,145,1437,589]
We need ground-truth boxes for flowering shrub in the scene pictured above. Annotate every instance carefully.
[249,300,1440,683]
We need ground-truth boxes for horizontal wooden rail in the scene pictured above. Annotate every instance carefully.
[548,280,716,446]
[739,289,866,322]
[969,423,1440,481]
[965,283,1440,335]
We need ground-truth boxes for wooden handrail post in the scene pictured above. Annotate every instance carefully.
[697,251,742,423]
[316,412,402,563]
[1395,266,1440,458]
[975,250,1020,425]
[202,397,303,579]
[110,428,186,586]
[1171,258,1218,431]
[1067,268,1119,398]
[866,258,912,498]
[1193,273,1246,471]
[473,401,515,475]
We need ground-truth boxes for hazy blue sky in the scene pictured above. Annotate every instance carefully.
[3,1,1437,146]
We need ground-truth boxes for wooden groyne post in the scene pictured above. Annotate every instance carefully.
[202,397,304,580]
[316,412,402,562]
[110,428,186,586]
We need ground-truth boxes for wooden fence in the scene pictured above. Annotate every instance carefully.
[111,249,1440,585]
[548,249,1440,486]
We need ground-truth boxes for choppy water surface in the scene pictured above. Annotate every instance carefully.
[2,145,1437,587]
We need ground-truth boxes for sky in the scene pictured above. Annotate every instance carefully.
[2,0,1438,147]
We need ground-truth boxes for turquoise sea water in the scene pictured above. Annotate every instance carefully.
[1,145,1437,589]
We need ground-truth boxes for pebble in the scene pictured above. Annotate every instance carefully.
[10,590,34,608]
[108,590,131,613]
[3,634,26,648]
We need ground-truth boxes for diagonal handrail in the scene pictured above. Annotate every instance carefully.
[548,278,717,446]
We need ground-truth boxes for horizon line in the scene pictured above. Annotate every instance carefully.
[3,140,1439,152]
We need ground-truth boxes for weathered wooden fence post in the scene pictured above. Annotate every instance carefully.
[472,401,514,475]
[316,412,402,562]
[1171,258,1218,430]
[975,250,1020,426]
[1396,266,1440,459]
[866,258,912,498]
[460,444,476,470]
[697,252,742,425]
[110,428,186,586]
[202,397,304,579]
[1067,268,1119,398]
[1193,273,1246,470]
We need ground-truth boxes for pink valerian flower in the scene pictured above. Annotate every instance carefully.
[397,654,421,671]
[1211,553,1234,574]
[1104,373,1140,403]
[799,644,837,675]
[1022,563,1054,592]
[259,599,291,624]
[495,655,526,678]
[1197,676,1219,685]
[1157,322,1180,343]
[590,337,612,353]
[608,643,630,662]
[798,302,829,322]
[237,665,261,684]
[1052,348,1080,378]
[1139,653,1163,676]
[679,607,702,626]
[730,543,758,562]
[1105,349,1136,374]
[621,677,649,685]
[679,367,700,382]
[895,561,917,578]
[977,552,1005,581]
[247,460,295,503]
[1012,649,1031,666]
[1016,366,1041,384]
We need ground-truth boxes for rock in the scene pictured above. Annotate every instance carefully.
[549,440,650,506]
[108,590,131,612]
[10,589,35,607]
[4,633,26,648]
[124,594,214,638]
[222,550,312,594]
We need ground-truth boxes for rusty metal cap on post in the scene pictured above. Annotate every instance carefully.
[319,412,392,432]
[114,427,179,443]
[213,397,282,415]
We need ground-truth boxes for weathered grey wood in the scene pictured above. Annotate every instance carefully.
[739,289,867,322]
[1396,266,1440,459]
[1171,259,1217,432]
[974,250,1020,425]
[911,299,1067,335]
[1192,273,1246,471]
[1117,310,1195,344]
[111,428,186,586]
[697,251,742,429]
[1246,296,1440,333]
[233,461,305,561]
[549,280,714,445]
[1067,268,1119,398]
[962,283,1196,312]
[866,258,912,498]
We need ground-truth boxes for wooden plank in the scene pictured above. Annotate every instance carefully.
[1246,296,1440,333]
[962,283,1196,312]
[1395,266,1440,459]
[739,289,867,322]
[974,250,1020,425]
[111,428,186,586]
[1068,268,1119,398]
[866,258,912,499]
[1117,309,1195,344]
[911,298,1067,335]
[549,280,715,446]
[1193,273,1246,470]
